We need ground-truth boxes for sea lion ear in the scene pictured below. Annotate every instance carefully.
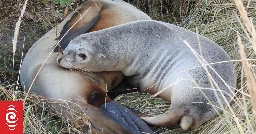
[98,53,106,59]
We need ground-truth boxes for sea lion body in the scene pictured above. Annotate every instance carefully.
[58,20,236,130]
[20,0,151,133]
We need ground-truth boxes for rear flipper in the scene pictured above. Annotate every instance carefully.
[100,101,154,134]
[141,107,216,131]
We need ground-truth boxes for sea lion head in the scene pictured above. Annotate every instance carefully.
[56,34,120,72]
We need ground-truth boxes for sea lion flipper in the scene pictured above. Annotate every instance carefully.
[54,1,101,52]
[140,109,185,128]
[101,101,154,134]
[73,104,132,134]
[180,115,194,130]
[141,110,202,130]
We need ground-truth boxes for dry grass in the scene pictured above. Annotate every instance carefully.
[235,0,256,115]
[126,0,198,24]
[0,0,256,133]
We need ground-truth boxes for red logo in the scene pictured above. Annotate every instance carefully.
[0,101,23,134]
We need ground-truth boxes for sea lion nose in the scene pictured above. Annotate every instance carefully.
[57,57,62,64]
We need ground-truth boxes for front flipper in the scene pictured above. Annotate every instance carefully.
[54,1,101,52]
[100,101,154,134]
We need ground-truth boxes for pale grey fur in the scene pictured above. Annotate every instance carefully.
[58,20,237,130]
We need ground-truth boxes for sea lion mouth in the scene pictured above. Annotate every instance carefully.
[61,66,95,73]
[56,58,97,73]
[56,53,97,73]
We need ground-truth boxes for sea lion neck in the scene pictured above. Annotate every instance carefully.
[91,21,172,76]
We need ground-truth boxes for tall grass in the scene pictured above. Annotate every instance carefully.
[235,0,256,116]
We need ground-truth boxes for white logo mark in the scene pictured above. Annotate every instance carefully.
[6,105,18,130]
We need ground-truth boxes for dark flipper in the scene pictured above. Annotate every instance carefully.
[54,1,101,52]
[100,101,154,134]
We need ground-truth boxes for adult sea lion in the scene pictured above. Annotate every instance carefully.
[57,20,237,130]
[20,0,152,133]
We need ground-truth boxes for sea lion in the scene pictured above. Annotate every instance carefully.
[20,0,152,133]
[54,0,151,52]
[57,20,237,130]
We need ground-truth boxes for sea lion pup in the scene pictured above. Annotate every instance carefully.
[20,0,152,133]
[57,20,237,130]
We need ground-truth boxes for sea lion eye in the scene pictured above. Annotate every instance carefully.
[78,53,87,60]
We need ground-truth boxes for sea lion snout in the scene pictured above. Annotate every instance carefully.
[56,50,76,65]
[56,53,66,65]
[57,57,62,64]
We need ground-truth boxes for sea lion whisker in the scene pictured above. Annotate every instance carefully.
[67,68,94,73]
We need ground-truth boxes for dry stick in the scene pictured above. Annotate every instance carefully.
[0,85,13,100]
[237,35,256,116]
[12,0,29,68]
[23,5,94,105]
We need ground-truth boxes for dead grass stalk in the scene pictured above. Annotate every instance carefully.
[12,0,28,67]
[235,0,256,116]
